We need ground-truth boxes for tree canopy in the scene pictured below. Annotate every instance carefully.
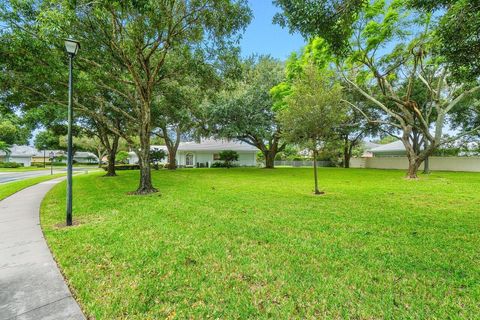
[206,56,286,168]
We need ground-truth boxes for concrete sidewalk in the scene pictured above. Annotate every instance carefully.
[0,178,85,320]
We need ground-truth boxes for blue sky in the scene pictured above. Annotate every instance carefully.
[239,0,305,61]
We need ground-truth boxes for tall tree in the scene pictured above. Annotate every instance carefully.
[72,0,251,194]
[338,2,480,178]
[279,64,345,194]
[206,56,286,168]
[0,1,134,178]
[271,38,376,169]
[1,0,251,194]
[0,115,31,145]
[337,104,378,168]
[450,92,480,148]
[273,0,365,55]
[0,141,11,156]
[152,49,220,170]
[409,0,480,81]
[34,130,61,150]
[274,0,480,178]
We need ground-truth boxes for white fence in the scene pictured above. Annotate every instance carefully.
[350,157,480,172]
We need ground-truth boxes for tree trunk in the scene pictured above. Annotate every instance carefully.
[136,147,157,194]
[343,140,351,168]
[407,158,422,179]
[423,140,430,174]
[264,151,275,169]
[167,150,177,170]
[161,126,180,170]
[164,136,179,170]
[313,149,324,195]
[405,146,424,179]
[135,104,157,194]
[105,150,117,176]
[104,135,119,177]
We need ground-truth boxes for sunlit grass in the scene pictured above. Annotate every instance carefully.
[41,168,480,319]
[0,174,64,200]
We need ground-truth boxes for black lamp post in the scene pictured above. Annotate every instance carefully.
[49,151,55,175]
[65,38,80,226]
[43,144,47,168]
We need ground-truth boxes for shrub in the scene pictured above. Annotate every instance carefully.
[52,162,67,166]
[219,150,239,168]
[150,149,167,163]
[116,151,130,164]
[0,162,24,168]
[102,164,140,171]
[32,162,46,168]
[211,162,238,168]
[152,163,165,170]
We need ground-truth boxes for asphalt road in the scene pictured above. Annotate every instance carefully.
[0,167,95,184]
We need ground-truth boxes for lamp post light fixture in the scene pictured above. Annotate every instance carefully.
[65,38,80,226]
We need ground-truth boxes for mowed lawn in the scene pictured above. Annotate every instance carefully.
[40,168,480,319]
[0,173,64,200]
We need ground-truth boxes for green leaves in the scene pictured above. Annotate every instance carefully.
[205,56,285,148]
[273,0,367,55]
[279,63,346,148]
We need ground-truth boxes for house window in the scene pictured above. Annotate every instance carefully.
[185,153,194,166]
[213,153,220,160]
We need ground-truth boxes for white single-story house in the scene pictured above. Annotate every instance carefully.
[31,150,66,163]
[32,149,97,164]
[369,140,410,157]
[0,145,36,167]
[128,139,259,167]
[0,145,98,166]
[362,141,382,157]
[350,140,480,172]
[73,151,99,164]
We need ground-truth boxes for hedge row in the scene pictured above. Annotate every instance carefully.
[0,162,24,168]
[102,164,140,171]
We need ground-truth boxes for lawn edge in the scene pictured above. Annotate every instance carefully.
[0,174,65,201]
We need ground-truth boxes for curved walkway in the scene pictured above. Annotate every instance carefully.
[0,178,85,320]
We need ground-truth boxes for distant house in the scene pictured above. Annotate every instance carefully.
[0,146,98,167]
[33,149,97,164]
[0,145,36,166]
[31,150,66,164]
[73,151,99,164]
[128,139,258,167]
[362,141,383,157]
[369,140,410,157]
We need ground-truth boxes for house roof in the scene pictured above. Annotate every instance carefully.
[363,141,382,151]
[32,150,65,157]
[0,145,98,159]
[127,139,259,156]
[0,145,36,157]
[177,139,258,152]
[74,151,98,159]
[370,140,406,153]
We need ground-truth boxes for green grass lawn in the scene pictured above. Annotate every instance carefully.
[0,167,49,172]
[40,168,480,319]
[0,174,64,200]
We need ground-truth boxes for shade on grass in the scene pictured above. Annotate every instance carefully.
[40,168,480,319]
[0,174,64,200]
